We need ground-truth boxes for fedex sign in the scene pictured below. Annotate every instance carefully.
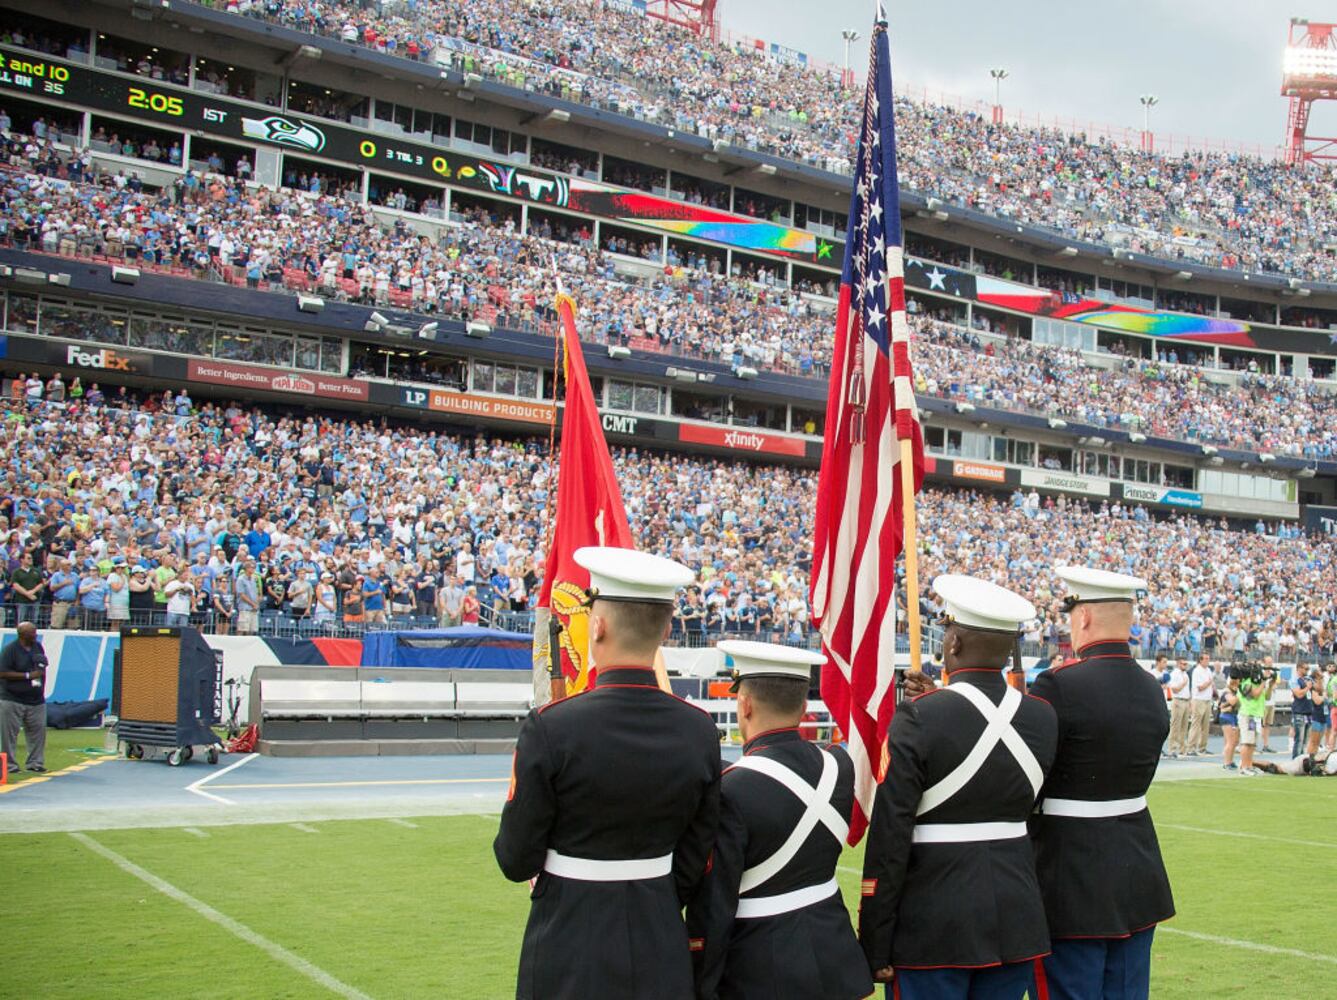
[66,344,139,371]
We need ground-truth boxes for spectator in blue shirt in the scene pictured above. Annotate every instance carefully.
[48,558,79,630]
[362,573,386,625]
[187,553,216,595]
[184,517,212,562]
[243,519,272,559]
[489,568,510,615]
[78,567,109,632]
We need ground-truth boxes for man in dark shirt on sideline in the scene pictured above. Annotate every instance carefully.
[0,622,49,773]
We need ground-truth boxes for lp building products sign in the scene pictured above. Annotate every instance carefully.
[399,386,555,425]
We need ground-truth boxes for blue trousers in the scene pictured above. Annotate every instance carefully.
[892,960,1034,1000]
[1034,927,1155,1000]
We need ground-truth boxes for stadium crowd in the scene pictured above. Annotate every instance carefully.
[6,132,1337,458]
[202,0,1337,282]
[0,386,1334,662]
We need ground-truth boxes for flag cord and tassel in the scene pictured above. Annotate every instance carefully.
[899,435,922,674]
[542,257,566,552]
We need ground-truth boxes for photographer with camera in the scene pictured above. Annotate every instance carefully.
[1325,664,1337,753]
[1306,667,1328,757]
[1260,655,1280,753]
[1218,678,1241,771]
[1290,664,1314,759]
[1234,662,1272,776]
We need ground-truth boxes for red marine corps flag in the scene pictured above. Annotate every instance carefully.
[534,287,635,700]
[810,8,925,845]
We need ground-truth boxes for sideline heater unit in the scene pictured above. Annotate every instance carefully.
[114,627,223,765]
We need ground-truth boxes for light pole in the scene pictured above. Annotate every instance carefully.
[990,68,1008,125]
[841,29,860,89]
[1139,94,1158,152]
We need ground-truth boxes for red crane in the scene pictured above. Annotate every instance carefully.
[1282,18,1337,165]
[645,0,719,40]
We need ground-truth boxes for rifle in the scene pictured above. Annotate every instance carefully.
[548,614,567,703]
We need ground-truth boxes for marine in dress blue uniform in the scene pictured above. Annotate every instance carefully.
[494,548,722,1000]
[1028,567,1176,1000]
[860,576,1058,1000]
[687,641,872,1000]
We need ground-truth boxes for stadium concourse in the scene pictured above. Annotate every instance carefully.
[0,390,1335,656]
[7,133,1337,459]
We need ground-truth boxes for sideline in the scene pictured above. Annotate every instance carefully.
[0,754,113,795]
[69,832,376,999]
[186,752,259,805]
[1160,927,1337,966]
[1157,822,1337,850]
[210,776,509,791]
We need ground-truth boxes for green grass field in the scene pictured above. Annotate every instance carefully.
[2,773,1334,999]
[2,727,117,783]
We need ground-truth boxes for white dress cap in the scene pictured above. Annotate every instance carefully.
[933,574,1037,632]
[719,639,825,688]
[573,546,695,605]
[1055,566,1147,606]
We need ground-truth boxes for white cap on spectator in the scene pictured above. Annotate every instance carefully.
[573,546,693,605]
[933,574,1035,632]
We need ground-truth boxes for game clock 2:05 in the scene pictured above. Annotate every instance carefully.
[126,86,185,118]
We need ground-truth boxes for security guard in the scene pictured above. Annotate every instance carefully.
[1029,567,1176,1000]
[494,547,722,1000]
[687,640,872,1000]
[860,576,1058,999]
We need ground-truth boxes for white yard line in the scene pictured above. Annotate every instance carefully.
[88,634,110,701]
[1160,927,1337,966]
[386,818,419,829]
[70,832,375,999]
[290,823,320,834]
[1158,822,1337,850]
[182,827,210,839]
[185,752,258,805]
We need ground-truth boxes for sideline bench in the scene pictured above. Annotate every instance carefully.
[251,665,532,756]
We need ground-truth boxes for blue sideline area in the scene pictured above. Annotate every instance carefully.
[359,627,532,670]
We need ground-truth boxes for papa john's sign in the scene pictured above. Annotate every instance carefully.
[187,359,369,401]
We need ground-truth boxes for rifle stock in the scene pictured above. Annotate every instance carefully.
[548,614,567,702]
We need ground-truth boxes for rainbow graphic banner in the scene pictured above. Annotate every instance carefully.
[452,161,831,262]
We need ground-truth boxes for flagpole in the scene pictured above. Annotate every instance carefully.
[878,0,921,675]
[899,436,922,673]
[539,255,567,704]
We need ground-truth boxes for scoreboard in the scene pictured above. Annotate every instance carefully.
[0,46,837,265]
[0,46,458,185]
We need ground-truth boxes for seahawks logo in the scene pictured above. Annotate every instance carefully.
[240,115,327,153]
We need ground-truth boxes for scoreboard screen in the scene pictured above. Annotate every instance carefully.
[0,46,835,264]
[0,46,456,184]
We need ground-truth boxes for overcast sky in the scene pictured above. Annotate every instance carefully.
[721,0,1321,156]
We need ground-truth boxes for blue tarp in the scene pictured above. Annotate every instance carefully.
[359,627,532,670]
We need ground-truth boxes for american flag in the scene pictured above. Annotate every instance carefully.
[809,9,924,846]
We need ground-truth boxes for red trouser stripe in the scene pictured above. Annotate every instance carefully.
[1032,957,1050,1000]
